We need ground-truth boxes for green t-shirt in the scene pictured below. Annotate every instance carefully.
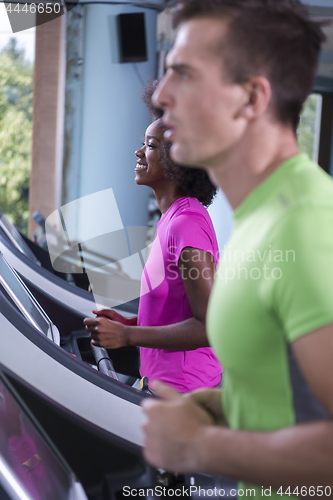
[207,154,333,499]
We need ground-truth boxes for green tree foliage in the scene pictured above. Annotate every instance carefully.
[297,94,321,161]
[0,38,33,233]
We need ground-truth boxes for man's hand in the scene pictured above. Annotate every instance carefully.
[141,380,214,473]
[184,387,226,426]
[83,314,129,349]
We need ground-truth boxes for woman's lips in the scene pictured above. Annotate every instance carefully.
[135,163,147,172]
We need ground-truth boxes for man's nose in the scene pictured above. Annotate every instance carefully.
[152,75,170,110]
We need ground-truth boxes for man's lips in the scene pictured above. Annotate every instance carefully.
[164,127,175,141]
[162,118,176,141]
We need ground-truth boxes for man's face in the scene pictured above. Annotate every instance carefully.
[153,18,249,170]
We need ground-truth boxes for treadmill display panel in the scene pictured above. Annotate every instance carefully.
[0,211,40,265]
[0,371,87,500]
[0,253,59,344]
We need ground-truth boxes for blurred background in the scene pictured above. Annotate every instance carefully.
[0,0,332,254]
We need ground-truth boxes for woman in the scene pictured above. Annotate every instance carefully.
[84,86,222,392]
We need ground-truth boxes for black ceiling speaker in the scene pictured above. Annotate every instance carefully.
[117,12,148,63]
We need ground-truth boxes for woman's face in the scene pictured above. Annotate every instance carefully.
[135,120,166,187]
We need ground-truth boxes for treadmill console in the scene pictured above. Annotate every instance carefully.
[0,252,60,345]
[0,370,88,500]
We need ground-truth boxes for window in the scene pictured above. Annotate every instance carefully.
[297,93,322,163]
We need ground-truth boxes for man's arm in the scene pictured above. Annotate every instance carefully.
[83,248,215,350]
[142,323,333,489]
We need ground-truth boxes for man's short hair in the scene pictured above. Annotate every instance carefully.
[172,0,327,130]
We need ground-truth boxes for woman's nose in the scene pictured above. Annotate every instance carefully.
[135,145,145,157]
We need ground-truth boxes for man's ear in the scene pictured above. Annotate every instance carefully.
[236,76,272,121]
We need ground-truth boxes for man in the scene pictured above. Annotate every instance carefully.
[141,0,333,497]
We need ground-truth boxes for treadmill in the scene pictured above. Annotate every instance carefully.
[0,252,235,499]
[0,250,151,497]
[0,370,88,500]
[0,210,139,318]
[0,249,144,434]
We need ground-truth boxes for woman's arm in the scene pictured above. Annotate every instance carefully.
[83,247,215,350]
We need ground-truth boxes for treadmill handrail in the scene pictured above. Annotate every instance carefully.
[90,343,119,381]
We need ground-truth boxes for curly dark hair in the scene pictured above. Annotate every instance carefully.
[143,80,217,207]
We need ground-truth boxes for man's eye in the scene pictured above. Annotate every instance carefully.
[148,144,156,149]
[177,71,189,80]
